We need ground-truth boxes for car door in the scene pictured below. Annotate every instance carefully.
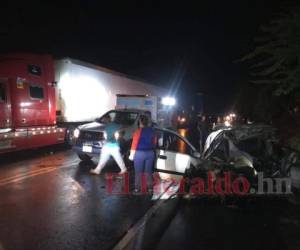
[154,129,198,180]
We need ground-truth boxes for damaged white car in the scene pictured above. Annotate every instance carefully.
[154,125,300,196]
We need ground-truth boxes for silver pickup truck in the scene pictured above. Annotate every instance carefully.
[72,109,152,162]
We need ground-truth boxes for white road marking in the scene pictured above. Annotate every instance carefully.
[0,157,80,188]
[0,167,58,187]
[112,182,175,250]
[0,167,55,183]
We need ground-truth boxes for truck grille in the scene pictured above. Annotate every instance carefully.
[79,131,104,141]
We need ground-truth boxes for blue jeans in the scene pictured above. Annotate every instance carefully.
[134,150,155,190]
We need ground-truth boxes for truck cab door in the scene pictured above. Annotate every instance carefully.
[154,129,198,181]
[0,79,11,129]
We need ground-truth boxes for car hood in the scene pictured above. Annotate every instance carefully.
[200,125,278,172]
[78,122,107,132]
[203,124,277,156]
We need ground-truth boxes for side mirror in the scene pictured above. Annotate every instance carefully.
[193,151,201,158]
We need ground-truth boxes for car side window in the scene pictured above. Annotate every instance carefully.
[108,112,116,121]
[155,130,193,155]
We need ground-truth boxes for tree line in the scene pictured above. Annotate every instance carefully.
[237,2,300,128]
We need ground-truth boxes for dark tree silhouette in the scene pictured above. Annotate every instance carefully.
[237,4,300,124]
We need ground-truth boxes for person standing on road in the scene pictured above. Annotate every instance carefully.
[129,116,156,193]
[213,116,223,130]
[90,115,127,175]
[187,112,200,150]
[198,115,209,153]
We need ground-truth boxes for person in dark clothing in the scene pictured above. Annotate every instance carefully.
[198,115,209,152]
[129,116,156,193]
[187,113,200,150]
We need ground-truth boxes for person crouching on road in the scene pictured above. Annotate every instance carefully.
[129,116,156,193]
[90,115,127,175]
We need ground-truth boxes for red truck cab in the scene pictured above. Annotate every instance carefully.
[0,53,65,153]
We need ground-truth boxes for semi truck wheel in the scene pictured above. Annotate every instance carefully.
[77,153,92,162]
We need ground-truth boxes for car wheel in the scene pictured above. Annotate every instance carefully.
[77,153,92,162]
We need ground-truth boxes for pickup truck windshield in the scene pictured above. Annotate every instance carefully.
[98,111,138,125]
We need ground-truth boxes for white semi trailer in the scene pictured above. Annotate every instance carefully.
[54,58,169,123]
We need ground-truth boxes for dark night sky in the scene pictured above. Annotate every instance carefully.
[0,0,282,113]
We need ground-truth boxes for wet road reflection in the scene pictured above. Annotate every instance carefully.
[0,149,153,250]
[1,143,300,250]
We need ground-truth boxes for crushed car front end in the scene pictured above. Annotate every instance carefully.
[184,125,299,197]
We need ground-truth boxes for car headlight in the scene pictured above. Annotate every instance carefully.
[103,131,107,140]
[73,128,80,138]
[114,131,120,140]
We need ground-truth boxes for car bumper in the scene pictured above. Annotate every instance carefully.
[73,140,103,157]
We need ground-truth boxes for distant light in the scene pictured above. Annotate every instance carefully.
[180,117,186,123]
[224,120,231,127]
[179,129,186,137]
[177,116,186,123]
[162,96,176,106]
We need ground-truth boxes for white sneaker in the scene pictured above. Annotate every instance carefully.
[119,170,128,175]
[90,169,101,175]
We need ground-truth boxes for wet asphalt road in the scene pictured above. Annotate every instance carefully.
[156,198,300,250]
[1,147,300,250]
[0,147,154,250]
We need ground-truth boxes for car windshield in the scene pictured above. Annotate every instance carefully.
[97,111,138,125]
